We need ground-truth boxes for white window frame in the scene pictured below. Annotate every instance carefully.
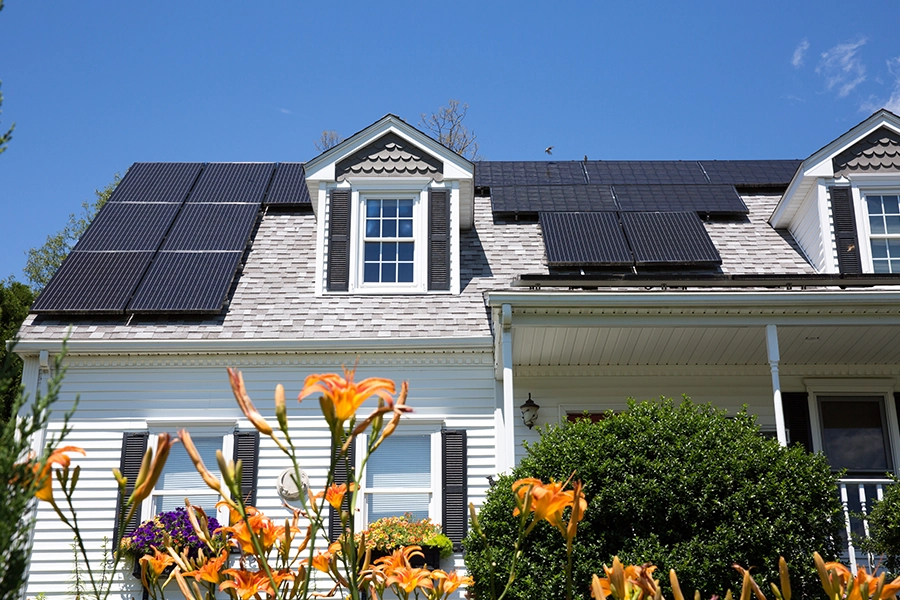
[804,379,900,474]
[848,180,900,273]
[353,425,443,531]
[143,420,237,525]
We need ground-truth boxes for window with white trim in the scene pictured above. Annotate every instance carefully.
[362,198,417,285]
[357,431,441,526]
[817,396,893,475]
[864,193,900,273]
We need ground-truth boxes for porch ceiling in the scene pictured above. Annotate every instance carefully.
[510,324,900,367]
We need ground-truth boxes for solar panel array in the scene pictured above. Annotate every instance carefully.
[34,161,310,315]
[476,159,799,216]
[539,210,722,269]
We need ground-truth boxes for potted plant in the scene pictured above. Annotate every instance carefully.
[359,513,454,569]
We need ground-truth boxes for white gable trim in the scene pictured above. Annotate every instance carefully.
[772,110,900,227]
[304,114,474,183]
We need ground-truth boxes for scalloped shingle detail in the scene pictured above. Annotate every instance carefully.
[336,132,444,181]
[833,127,900,175]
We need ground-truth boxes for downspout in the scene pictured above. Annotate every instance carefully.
[501,304,515,472]
[766,324,788,446]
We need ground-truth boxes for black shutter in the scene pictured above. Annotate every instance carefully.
[894,393,900,443]
[327,189,351,291]
[830,186,862,274]
[442,429,468,550]
[781,392,812,452]
[114,431,149,542]
[428,189,451,291]
[232,430,260,507]
[329,437,355,542]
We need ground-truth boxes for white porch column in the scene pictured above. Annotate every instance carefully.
[501,304,516,472]
[766,324,788,446]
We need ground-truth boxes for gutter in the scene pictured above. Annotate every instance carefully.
[511,273,900,289]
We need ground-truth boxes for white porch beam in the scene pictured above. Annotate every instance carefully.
[501,304,515,473]
[766,324,788,446]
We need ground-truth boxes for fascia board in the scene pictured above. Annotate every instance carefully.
[485,290,900,311]
[771,110,900,226]
[304,115,474,182]
[12,335,493,358]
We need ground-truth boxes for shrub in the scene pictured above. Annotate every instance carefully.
[859,474,900,576]
[464,398,843,600]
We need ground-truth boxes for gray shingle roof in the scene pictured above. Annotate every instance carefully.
[17,193,811,342]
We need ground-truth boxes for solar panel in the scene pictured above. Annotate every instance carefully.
[31,252,155,313]
[127,251,243,313]
[700,160,801,186]
[620,212,721,266]
[186,163,275,203]
[161,203,259,251]
[614,184,748,214]
[475,161,587,187]
[540,212,632,266]
[585,161,709,185]
[265,163,312,206]
[109,163,204,203]
[74,203,181,251]
[491,185,617,213]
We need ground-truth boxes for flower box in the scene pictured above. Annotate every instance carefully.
[369,545,442,570]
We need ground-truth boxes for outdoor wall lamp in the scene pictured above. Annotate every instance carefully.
[520,393,540,429]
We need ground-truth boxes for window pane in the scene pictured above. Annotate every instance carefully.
[398,200,413,218]
[820,397,891,472]
[366,219,380,237]
[383,242,396,261]
[398,243,414,261]
[366,494,430,523]
[868,196,884,215]
[381,263,396,282]
[885,196,900,214]
[366,435,430,487]
[155,494,219,515]
[871,216,886,235]
[872,239,889,258]
[367,200,381,217]
[383,200,397,217]
[398,219,413,237]
[382,220,396,237]
[365,242,380,262]
[364,263,379,282]
[874,259,891,273]
[398,263,414,282]
[887,216,900,234]
[158,437,221,490]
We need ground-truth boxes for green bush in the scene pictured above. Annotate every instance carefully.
[464,398,843,600]
[860,474,900,576]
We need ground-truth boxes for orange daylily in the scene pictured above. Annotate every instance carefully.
[140,546,175,579]
[386,565,434,595]
[325,482,358,511]
[227,368,274,436]
[299,367,397,424]
[593,557,660,600]
[512,476,586,535]
[182,550,228,585]
[218,508,294,555]
[219,568,285,599]
[431,569,474,599]
[34,446,85,504]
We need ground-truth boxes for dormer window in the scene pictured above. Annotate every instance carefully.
[363,197,417,285]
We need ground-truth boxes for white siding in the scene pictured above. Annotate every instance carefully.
[789,188,827,272]
[25,349,496,600]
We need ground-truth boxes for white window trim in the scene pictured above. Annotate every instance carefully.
[353,191,425,292]
[804,378,900,474]
[847,179,900,273]
[144,420,237,525]
[353,425,443,531]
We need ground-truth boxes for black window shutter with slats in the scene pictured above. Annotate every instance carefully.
[232,430,260,507]
[329,437,355,542]
[830,186,863,274]
[442,429,468,550]
[781,392,812,452]
[114,431,149,542]
[328,189,352,291]
[428,189,451,291]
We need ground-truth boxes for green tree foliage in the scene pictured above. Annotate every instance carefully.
[24,174,121,292]
[464,399,843,600]
[859,474,900,576]
[0,279,35,424]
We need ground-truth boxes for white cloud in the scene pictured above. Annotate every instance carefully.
[861,56,900,114]
[792,39,810,68]
[816,38,868,97]
[279,108,292,115]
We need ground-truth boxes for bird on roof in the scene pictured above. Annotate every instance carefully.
[545,146,553,155]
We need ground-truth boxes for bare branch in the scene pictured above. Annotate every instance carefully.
[314,130,344,153]
[419,99,482,161]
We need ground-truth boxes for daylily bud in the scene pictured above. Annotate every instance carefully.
[275,384,288,433]
[216,449,236,490]
[112,468,127,489]
[180,429,224,495]
[228,368,273,435]
[131,433,177,508]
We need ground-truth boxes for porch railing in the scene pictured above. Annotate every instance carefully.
[838,478,892,572]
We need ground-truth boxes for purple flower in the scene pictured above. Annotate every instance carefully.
[122,507,227,558]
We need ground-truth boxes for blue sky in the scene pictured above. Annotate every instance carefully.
[1,1,899,281]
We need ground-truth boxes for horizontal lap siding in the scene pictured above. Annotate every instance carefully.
[26,352,496,600]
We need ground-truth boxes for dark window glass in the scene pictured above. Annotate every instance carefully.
[820,396,892,473]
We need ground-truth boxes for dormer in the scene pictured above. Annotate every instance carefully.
[304,115,474,295]
[772,109,900,274]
